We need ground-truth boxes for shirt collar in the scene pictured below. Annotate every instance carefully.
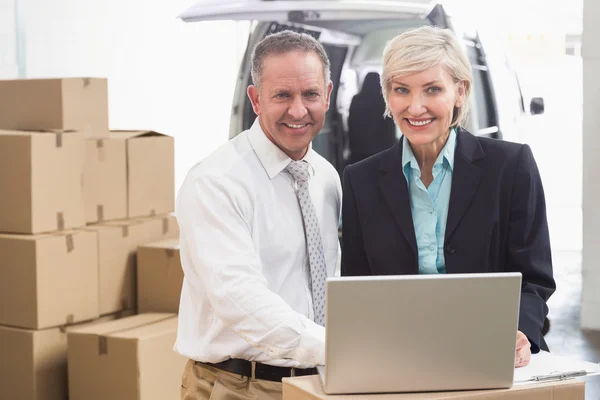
[247,118,316,180]
[402,128,457,172]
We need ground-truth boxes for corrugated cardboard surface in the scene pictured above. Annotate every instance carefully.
[0,230,99,329]
[282,375,585,400]
[0,130,85,234]
[86,215,179,315]
[0,78,109,138]
[137,238,182,313]
[83,138,127,224]
[67,313,187,400]
[0,310,134,400]
[110,130,175,219]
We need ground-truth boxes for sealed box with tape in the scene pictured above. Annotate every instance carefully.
[0,229,99,329]
[0,78,109,139]
[0,129,85,234]
[83,137,127,224]
[67,313,186,400]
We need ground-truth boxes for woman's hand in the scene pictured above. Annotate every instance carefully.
[515,330,532,368]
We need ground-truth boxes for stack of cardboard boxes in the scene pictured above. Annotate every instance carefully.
[0,78,187,400]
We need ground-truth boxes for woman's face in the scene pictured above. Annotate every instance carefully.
[387,64,465,148]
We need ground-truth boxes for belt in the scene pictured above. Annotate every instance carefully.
[199,358,318,383]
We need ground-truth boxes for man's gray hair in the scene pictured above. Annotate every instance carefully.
[250,30,331,90]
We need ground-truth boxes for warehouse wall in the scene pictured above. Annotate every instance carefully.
[581,0,600,330]
[17,0,249,191]
[0,0,18,78]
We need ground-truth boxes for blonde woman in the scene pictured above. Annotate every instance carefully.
[341,26,554,368]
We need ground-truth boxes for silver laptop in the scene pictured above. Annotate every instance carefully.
[317,273,522,395]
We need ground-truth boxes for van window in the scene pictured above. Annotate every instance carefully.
[313,43,348,171]
[464,39,498,133]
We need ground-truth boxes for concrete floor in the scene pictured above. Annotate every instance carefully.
[544,250,600,399]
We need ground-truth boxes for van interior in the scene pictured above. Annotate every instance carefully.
[230,7,503,174]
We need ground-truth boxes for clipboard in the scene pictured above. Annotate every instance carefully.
[513,351,600,385]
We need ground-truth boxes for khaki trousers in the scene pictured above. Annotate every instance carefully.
[181,360,283,400]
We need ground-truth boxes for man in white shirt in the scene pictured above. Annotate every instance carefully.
[176,31,342,399]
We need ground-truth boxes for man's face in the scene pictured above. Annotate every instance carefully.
[247,50,333,160]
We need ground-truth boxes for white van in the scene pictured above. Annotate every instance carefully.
[179,1,544,174]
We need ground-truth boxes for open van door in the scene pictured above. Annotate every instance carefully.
[178,0,443,174]
[180,0,439,23]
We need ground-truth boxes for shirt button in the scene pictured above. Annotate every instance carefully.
[428,208,434,214]
[429,244,436,251]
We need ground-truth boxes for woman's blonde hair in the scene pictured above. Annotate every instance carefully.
[381,26,473,128]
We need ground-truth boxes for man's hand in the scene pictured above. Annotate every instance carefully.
[515,330,531,368]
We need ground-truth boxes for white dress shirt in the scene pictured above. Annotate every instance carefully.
[174,119,342,368]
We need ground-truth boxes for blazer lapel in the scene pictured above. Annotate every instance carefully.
[378,141,418,258]
[445,129,485,241]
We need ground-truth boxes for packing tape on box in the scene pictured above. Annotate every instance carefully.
[97,205,104,222]
[57,212,65,230]
[55,132,63,148]
[122,226,129,237]
[82,77,91,87]
[121,297,129,310]
[96,139,105,161]
[66,234,74,252]
[98,336,108,355]
[162,218,170,235]
[150,209,157,217]
[59,314,76,333]
[166,249,180,280]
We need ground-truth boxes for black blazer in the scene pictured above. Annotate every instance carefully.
[341,127,555,353]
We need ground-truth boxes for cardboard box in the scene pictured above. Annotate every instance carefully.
[0,78,109,138]
[0,129,85,234]
[110,130,175,218]
[282,375,584,400]
[137,239,183,313]
[87,215,179,315]
[67,313,187,400]
[84,138,127,224]
[0,310,135,400]
[0,230,99,329]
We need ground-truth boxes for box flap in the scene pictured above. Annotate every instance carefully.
[109,130,169,140]
[85,219,148,241]
[111,316,177,339]
[92,215,176,229]
[85,216,176,237]
[139,238,179,251]
[0,324,37,335]
[100,218,145,228]
[0,77,104,83]
[0,229,87,241]
[0,129,80,137]
[69,313,174,336]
